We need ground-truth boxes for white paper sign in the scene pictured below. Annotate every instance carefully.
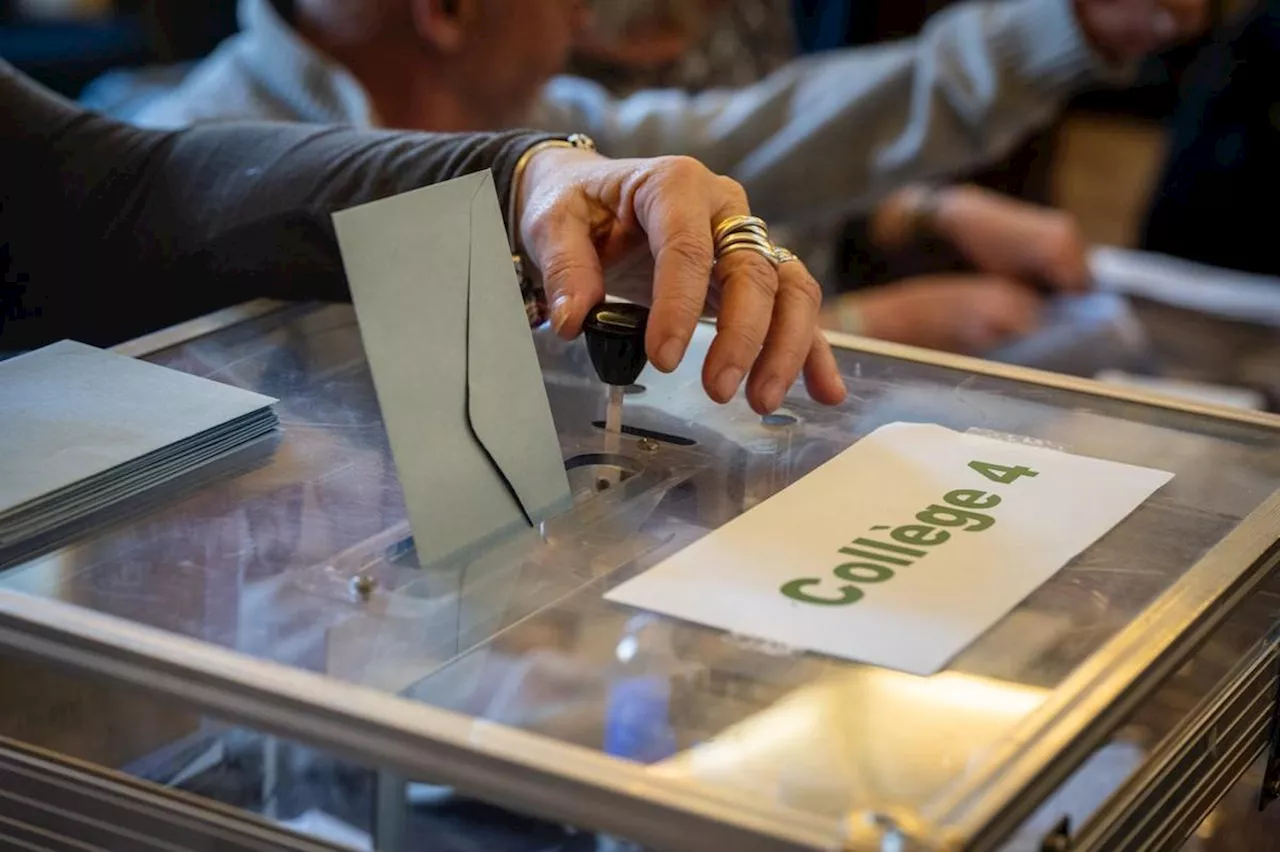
[606,423,1173,676]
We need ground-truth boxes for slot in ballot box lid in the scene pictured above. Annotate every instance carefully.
[1,302,1279,852]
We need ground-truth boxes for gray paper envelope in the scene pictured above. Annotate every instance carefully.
[332,171,572,569]
[0,340,276,520]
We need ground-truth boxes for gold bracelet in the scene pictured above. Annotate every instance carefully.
[507,133,597,271]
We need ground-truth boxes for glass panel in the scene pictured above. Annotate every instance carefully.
[4,303,1279,847]
[0,652,602,852]
[998,562,1280,851]
[1192,757,1276,852]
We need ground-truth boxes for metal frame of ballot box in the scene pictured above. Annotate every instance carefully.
[0,301,1278,852]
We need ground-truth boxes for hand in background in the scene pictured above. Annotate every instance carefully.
[875,184,1091,293]
[823,276,1043,355]
[1073,0,1209,62]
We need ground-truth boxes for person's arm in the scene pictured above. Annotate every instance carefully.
[0,59,554,348]
[532,0,1103,225]
[2,63,846,413]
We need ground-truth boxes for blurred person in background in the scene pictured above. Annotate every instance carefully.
[85,0,1204,354]
[90,0,1204,218]
[1141,0,1280,278]
[565,0,1114,353]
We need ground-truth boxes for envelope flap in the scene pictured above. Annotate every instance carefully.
[333,171,565,569]
[465,172,571,525]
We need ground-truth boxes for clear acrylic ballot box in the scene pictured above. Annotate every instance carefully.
[2,301,1280,852]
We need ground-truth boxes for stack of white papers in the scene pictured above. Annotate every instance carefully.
[1095,370,1266,411]
[1091,246,1280,327]
[0,341,278,555]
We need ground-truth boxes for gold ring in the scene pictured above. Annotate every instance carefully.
[772,246,799,265]
[716,242,780,267]
[713,214,778,267]
[713,214,769,244]
[716,231,775,253]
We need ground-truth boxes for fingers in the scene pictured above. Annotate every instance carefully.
[965,278,1042,351]
[1036,212,1091,292]
[939,185,1091,291]
[527,206,607,339]
[527,150,846,412]
[993,284,1042,337]
[515,146,612,339]
[1074,0,1199,62]
[845,275,1042,353]
[637,162,834,412]
[804,332,848,407]
[636,160,787,405]
[701,176,799,409]
[629,157,716,372]
[705,248,779,403]
[740,256,827,413]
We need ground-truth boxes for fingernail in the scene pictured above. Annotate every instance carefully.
[551,293,573,335]
[831,378,849,404]
[714,366,745,401]
[760,378,786,412]
[657,337,686,372]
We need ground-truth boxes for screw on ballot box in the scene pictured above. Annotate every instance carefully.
[583,303,650,487]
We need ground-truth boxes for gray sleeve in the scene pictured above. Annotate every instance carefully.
[532,0,1107,225]
[0,59,553,349]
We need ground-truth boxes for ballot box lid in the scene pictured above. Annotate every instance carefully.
[2,303,1279,852]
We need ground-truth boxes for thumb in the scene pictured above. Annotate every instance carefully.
[525,211,607,339]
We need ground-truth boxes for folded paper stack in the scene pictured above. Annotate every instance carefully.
[0,340,278,557]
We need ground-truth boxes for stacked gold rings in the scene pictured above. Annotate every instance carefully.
[712,215,799,267]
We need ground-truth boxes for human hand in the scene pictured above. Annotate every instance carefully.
[517,147,847,414]
[1072,0,1208,62]
[876,184,1091,292]
[824,275,1043,354]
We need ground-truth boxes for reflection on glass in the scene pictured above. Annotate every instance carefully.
[654,670,1046,814]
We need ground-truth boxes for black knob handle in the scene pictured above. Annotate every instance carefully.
[583,302,650,387]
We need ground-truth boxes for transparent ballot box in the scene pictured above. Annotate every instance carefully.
[1,302,1279,852]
